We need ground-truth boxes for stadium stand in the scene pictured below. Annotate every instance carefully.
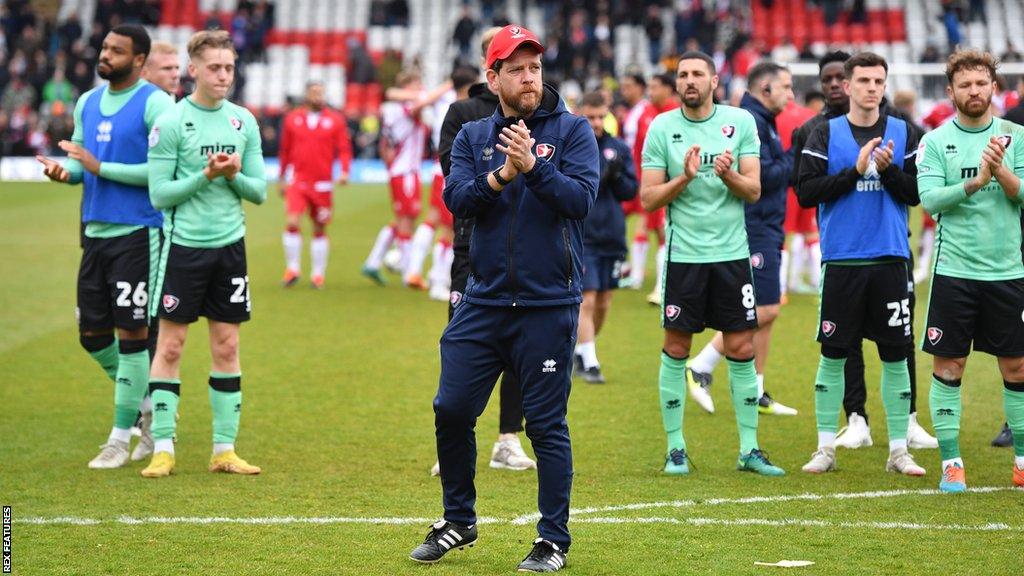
[4,0,1024,167]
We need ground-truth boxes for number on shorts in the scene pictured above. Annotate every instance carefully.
[887,298,911,327]
[741,283,755,309]
[115,281,148,307]
[230,276,250,304]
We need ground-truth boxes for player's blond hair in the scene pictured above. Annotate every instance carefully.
[945,49,998,84]
[187,30,236,60]
[149,41,178,57]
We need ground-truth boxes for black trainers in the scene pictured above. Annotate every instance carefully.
[581,365,605,384]
[409,520,477,564]
[572,354,584,376]
[992,422,1013,447]
[517,538,566,572]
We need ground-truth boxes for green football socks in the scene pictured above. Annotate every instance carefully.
[149,379,181,441]
[814,355,847,434]
[880,360,911,443]
[113,339,150,430]
[930,375,962,461]
[727,357,759,454]
[659,352,686,453]
[209,373,242,444]
[1003,384,1024,458]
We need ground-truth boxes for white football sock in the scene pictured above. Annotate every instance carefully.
[109,427,132,444]
[140,395,152,415]
[365,226,395,269]
[397,238,412,273]
[629,239,648,285]
[889,439,908,452]
[283,231,302,272]
[809,241,822,288]
[917,227,935,273]
[942,457,964,469]
[779,249,789,295]
[310,235,329,277]
[756,373,765,398]
[154,439,175,455]
[689,341,723,374]
[576,341,598,368]
[213,442,234,456]
[818,431,836,449]
[652,243,666,293]
[405,223,435,280]
[788,234,805,289]
[428,241,450,288]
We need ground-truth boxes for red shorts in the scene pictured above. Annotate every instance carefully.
[621,196,644,215]
[784,188,817,234]
[430,171,453,228]
[285,180,333,225]
[645,206,665,231]
[390,173,422,218]
[921,210,936,229]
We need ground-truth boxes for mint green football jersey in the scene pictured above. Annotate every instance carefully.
[918,117,1024,281]
[148,96,266,248]
[641,104,760,263]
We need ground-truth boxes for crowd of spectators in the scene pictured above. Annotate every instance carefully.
[3,0,1020,167]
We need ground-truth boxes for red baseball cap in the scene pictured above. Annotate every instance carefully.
[486,25,544,69]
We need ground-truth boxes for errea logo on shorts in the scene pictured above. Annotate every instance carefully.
[542,359,557,373]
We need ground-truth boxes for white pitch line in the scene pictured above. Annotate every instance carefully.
[509,486,1019,525]
[17,486,1023,528]
[572,517,1019,531]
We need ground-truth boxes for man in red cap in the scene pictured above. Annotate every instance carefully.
[409,24,599,573]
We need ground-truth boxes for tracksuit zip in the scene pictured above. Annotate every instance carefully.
[562,225,573,288]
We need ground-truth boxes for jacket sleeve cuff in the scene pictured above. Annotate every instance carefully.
[475,172,502,199]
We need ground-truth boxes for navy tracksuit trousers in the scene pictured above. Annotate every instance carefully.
[435,301,578,550]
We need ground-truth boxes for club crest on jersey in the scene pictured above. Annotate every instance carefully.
[998,134,1013,148]
[450,291,463,307]
[750,252,764,269]
[821,320,837,337]
[665,304,681,321]
[721,125,735,138]
[148,126,160,148]
[163,295,179,313]
[535,143,555,159]
[603,148,617,160]
[927,327,943,345]
[231,118,243,131]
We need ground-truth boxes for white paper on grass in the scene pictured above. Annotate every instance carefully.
[753,560,816,568]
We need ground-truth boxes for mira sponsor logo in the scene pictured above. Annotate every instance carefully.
[199,144,237,156]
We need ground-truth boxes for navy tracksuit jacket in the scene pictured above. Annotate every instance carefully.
[437,84,599,550]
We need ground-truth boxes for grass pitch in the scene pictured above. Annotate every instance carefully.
[0,181,1020,575]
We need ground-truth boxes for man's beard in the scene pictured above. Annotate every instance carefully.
[682,86,710,109]
[98,61,132,83]
[502,85,542,117]
[956,95,991,118]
